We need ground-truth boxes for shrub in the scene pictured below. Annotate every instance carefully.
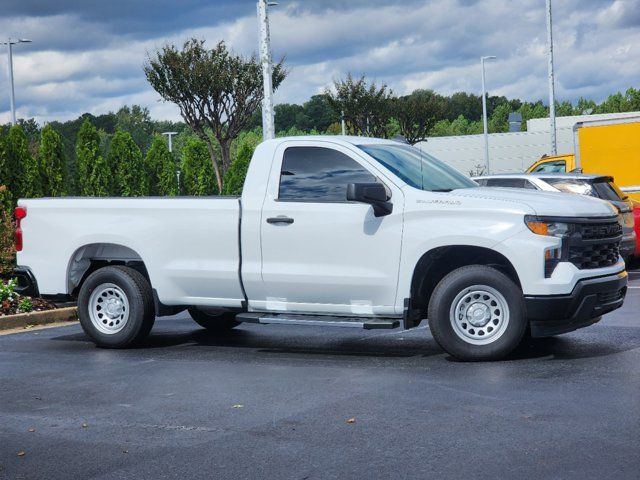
[18,297,33,313]
[223,130,261,195]
[76,119,111,196]
[0,186,15,278]
[39,124,67,196]
[145,135,178,196]
[107,130,149,197]
[180,136,216,196]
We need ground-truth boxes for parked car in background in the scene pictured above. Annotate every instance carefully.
[526,117,640,201]
[473,173,637,261]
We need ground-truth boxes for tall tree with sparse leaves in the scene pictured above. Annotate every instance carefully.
[76,118,110,196]
[39,124,67,196]
[107,130,148,197]
[144,39,287,192]
[145,135,178,196]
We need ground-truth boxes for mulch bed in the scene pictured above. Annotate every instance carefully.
[1,297,58,317]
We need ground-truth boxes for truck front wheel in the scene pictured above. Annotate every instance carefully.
[427,265,527,361]
[78,266,155,348]
[188,308,239,333]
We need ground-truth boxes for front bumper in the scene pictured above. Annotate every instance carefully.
[620,232,637,260]
[525,271,627,337]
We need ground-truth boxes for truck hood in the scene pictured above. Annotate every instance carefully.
[450,187,618,218]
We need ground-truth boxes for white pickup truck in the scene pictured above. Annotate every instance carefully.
[14,136,628,360]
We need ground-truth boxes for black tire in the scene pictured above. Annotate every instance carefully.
[427,265,527,361]
[188,308,239,333]
[78,266,155,348]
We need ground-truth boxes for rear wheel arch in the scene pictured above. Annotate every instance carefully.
[67,243,150,297]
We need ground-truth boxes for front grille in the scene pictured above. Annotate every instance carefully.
[579,222,623,240]
[568,241,620,269]
[566,221,622,270]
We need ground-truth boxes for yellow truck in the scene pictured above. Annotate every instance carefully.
[527,117,640,200]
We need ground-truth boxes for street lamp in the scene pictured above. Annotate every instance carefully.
[546,0,557,155]
[162,131,178,152]
[481,55,496,174]
[257,1,277,141]
[2,38,32,125]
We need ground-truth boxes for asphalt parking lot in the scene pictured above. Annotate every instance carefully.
[1,270,639,480]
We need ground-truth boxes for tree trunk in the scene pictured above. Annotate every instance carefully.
[220,140,232,172]
[205,140,223,193]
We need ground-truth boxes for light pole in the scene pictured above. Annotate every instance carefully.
[257,1,277,141]
[2,38,32,125]
[162,131,178,152]
[481,55,496,174]
[546,0,557,155]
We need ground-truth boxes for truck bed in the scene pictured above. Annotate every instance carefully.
[17,197,246,307]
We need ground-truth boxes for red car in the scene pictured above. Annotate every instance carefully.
[633,199,640,258]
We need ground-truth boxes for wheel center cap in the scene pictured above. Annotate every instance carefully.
[466,302,490,327]
[105,299,122,317]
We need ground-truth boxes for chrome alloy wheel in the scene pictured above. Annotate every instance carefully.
[449,285,510,345]
[88,283,130,334]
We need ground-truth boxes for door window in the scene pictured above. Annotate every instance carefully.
[278,147,376,202]
[532,160,566,173]
[485,178,528,189]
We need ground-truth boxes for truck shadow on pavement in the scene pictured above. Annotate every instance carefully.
[52,324,640,362]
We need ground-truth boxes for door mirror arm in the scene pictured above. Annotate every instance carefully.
[346,183,393,217]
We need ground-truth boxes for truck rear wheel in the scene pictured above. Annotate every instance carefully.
[78,266,155,348]
[427,265,526,361]
[188,308,239,333]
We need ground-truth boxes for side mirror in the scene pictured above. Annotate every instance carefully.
[347,182,393,217]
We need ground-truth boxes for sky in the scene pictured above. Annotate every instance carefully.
[0,0,639,124]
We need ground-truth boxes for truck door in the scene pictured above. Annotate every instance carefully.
[256,140,404,316]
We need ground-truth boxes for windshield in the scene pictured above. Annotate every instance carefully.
[543,177,626,201]
[357,144,477,192]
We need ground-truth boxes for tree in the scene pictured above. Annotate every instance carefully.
[392,89,443,144]
[326,74,393,137]
[4,125,41,198]
[145,135,178,196]
[107,130,148,197]
[76,119,110,196]
[223,130,262,195]
[145,39,287,192]
[116,105,154,152]
[39,124,67,196]
[180,136,216,196]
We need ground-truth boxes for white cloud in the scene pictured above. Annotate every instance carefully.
[0,0,638,123]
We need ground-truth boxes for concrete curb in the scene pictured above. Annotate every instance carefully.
[0,307,78,331]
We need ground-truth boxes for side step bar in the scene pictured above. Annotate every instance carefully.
[236,312,400,330]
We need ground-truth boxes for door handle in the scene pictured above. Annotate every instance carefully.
[266,216,294,225]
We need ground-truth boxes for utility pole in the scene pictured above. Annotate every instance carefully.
[481,55,496,174]
[257,1,276,140]
[546,0,557,155]
[162,131,178,152]
[2,38,32,125]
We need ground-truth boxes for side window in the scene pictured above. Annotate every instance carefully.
[532,160,566,173]
[475,179,488,187]
[278,147,376,202]
[524,180,538,190]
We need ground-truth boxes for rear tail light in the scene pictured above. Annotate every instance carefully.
[14,206,27,252]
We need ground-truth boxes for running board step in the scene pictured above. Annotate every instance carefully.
[236,313,400,330]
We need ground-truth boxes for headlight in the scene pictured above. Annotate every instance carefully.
[621,212,635,229]
[524,216,570,237]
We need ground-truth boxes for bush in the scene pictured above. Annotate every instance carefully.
[107,130,149,197]
[145,135,178,196]
[76,119,111,196]
[223,130,261,195]
[180,136,217,196]
[0,186,14,278]
[39,124,67,196]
